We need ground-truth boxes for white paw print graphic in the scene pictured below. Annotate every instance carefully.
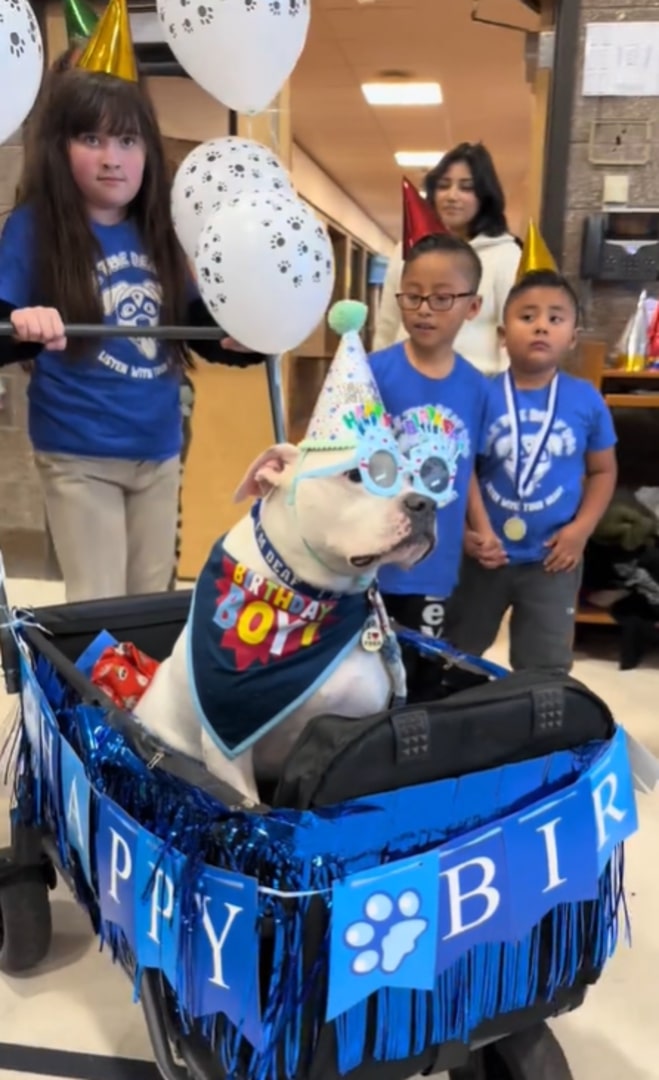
[344,890,427,975]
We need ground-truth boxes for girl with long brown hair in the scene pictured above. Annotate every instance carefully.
[0,68,263,602]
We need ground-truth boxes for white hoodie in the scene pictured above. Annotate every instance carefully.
[372,233,521,376]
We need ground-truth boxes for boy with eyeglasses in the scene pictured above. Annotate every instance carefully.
[369,233,490,638]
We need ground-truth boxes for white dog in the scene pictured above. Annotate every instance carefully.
[134,442,436,805]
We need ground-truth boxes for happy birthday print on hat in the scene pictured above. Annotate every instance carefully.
[301,301,395,452]
[397,404,469,460]
[76,0,138,82]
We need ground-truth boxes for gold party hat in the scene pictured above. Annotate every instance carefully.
[516,219,557,283]
[77,0,137,82]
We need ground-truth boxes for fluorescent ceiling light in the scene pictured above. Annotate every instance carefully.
[395,151,444,168]
[362,82,442,106]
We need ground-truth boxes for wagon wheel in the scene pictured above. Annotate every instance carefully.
[449,1023,574,1080]
[0,874,53,974]
[483,1023,574,1079]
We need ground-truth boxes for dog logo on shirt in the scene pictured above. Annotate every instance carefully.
[99,280,162,361]
[490,423,577,497]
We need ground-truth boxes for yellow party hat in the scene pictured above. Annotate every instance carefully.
[77,0,137,82]
[516,219,557,283]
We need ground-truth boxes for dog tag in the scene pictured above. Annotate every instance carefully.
[361,617,384,653]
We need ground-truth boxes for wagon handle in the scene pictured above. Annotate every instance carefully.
[0,322,287,444]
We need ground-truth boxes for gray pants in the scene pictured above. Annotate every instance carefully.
[445,556,581,673]
[35,452,181,603]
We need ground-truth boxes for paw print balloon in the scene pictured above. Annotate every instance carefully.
[157,0,310,114]
[195,192,335,355]
[0,0,43,145]
[172,136,294,260]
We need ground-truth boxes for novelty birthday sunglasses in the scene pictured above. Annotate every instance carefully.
[290,429,459,507]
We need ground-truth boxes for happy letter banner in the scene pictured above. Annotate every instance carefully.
[94,795,262,1045]
[326,725,638,1020]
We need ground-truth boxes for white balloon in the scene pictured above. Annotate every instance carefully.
[172,136,294,260]
[195,193,335,355]
[157,0,310,115]
[0,0,43,145]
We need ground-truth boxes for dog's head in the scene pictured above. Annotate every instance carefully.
[235,443,437,583]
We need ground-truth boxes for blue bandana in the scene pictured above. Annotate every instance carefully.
[187,538,371,760]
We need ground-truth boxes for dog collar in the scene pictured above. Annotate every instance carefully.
[250,501,341,601]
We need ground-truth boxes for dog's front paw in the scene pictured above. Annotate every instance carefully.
[344,890,428,975]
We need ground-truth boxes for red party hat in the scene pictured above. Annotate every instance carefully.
[402,176,446,256]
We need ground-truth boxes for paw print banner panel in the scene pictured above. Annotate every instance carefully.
[327,851,439,1021]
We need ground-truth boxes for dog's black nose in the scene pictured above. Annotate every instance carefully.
[403,493,434,515]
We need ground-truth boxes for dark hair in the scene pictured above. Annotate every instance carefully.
[19,69,190,366]
[504,269,580,321]
[403,233,483,292]
[424,142,509,240]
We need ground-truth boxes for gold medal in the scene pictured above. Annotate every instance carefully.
[503,516,527,542]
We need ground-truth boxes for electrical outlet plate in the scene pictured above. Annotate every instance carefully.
[589,120,652,166]
[603,174,630,203]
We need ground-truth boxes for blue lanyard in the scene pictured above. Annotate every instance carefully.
[504,372,559,499]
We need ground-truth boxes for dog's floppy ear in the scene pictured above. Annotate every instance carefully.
[234,443,300,502]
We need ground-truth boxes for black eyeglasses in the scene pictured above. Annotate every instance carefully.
[396,291,475,313]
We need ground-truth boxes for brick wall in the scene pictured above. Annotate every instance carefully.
[564,0,659,353]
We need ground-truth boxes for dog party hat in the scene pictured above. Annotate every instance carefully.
[301,301,396,454]
[77,0,138,82]
[402,176,446,256]
[515,218,557,282]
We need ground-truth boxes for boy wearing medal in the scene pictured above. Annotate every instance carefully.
[445,266,617,672]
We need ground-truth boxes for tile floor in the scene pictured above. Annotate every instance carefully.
[0,577,658,1079]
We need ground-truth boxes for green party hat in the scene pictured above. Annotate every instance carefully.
[64,0,99,43]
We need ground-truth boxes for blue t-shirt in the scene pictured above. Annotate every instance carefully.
[369,343,487,598]
[477,371,617,563]
[0,204,188,460]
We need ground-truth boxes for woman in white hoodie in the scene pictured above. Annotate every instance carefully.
[373,142,521,375]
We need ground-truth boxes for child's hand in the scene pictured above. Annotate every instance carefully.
[11,307,67,351]
[465,528,508,569]
[543,522,587,573]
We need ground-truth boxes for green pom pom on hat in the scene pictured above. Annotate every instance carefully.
[327,300,368,336]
